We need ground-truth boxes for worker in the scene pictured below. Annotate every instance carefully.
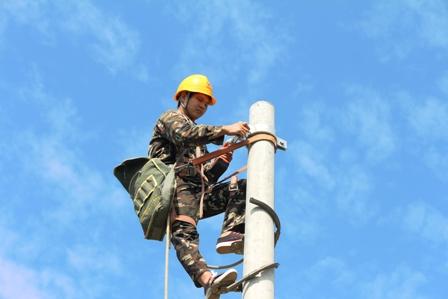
[148,74,250,298]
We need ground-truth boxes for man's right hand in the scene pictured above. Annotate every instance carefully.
[223,122,250,137]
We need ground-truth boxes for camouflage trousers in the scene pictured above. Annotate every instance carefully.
[171,177,246,287]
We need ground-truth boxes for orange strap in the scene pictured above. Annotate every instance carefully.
[190,132,277,166]
[247,132,277,148]
[171,210,197,226]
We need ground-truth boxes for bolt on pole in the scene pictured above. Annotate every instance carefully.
[243,101,276,299]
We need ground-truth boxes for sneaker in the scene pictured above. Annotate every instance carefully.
[216,231,244,255]
[204,269,237,299]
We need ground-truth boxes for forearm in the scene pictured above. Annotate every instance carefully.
[173,124,224,145]
[163,112,225,146]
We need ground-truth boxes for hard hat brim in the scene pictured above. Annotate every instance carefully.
[173,92,217,105]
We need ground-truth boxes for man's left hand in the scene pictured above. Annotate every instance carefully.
[219,143,233,163]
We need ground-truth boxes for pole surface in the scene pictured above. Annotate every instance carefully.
[243,101,276,299]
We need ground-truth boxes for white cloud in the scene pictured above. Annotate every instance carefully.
[360,0,448,61]
[6,73,127,227]
[115,126,153,158]
[411,0,448,48]
[170,0,287,87]
[288,256,431,299]
[0,0,50,35]
[67,246,122,274]
[0,0,147,78]
[306,257,355,287]
[58,0,144,76]
[297,86,397,165]
[22,133,125,224]
[288,91,397,224]
[0,255,78,299]
[361,266,428,299]
[335,165,375,222]
[399,95,448,180]
[402,201,448,246]
[283,256,353,299]
[0,253,116,299]
[423,147,448,181]
[291,80,315,98]
[0,9,8,47]
[405,97,448,141]
[438,72,448,95]
[0,66,138,299]
[342,87,396,162]
[290,103,336,194]
[0,220,124,299]
[298,102,335,143]
[0,70,133,268]
[293,141,335,191]
[278,185,323,245]
[0,256,50,299]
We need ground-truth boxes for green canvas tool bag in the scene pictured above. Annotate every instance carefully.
[113,157,175,241]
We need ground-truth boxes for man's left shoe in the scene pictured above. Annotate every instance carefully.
[204,269,237,299]
[216,231,244,255]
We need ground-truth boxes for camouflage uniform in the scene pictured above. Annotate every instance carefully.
[148,110,246,287]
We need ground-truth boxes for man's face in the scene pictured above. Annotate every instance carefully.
[185,93,210,120]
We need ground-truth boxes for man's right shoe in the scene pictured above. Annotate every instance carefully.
[204,269,237,299]
[216,231,244,255]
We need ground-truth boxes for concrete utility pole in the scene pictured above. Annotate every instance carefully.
[243,101,276,299]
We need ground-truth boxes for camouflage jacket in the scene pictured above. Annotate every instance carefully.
[148,110,229,185]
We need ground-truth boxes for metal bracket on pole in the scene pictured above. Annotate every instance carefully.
[249,123,288,151]
[276,137,287,151]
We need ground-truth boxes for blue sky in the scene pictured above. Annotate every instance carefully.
[1,1,448,298]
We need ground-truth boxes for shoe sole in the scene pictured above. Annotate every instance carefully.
[206,269,237,299]
[216,240,244,255]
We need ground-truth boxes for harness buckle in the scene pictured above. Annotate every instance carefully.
[229,175,239,192]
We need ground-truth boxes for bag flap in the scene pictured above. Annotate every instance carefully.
[113,157,149,192]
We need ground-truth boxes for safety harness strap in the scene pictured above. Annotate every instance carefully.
[191,140,248,166]
[190,132,277,166]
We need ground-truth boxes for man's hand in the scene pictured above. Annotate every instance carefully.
[218,142,233,163]
[222,121,250,137]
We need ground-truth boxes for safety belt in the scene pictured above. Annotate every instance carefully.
[190,132,277,166]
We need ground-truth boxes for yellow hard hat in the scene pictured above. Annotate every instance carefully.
[173,74,217,105]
